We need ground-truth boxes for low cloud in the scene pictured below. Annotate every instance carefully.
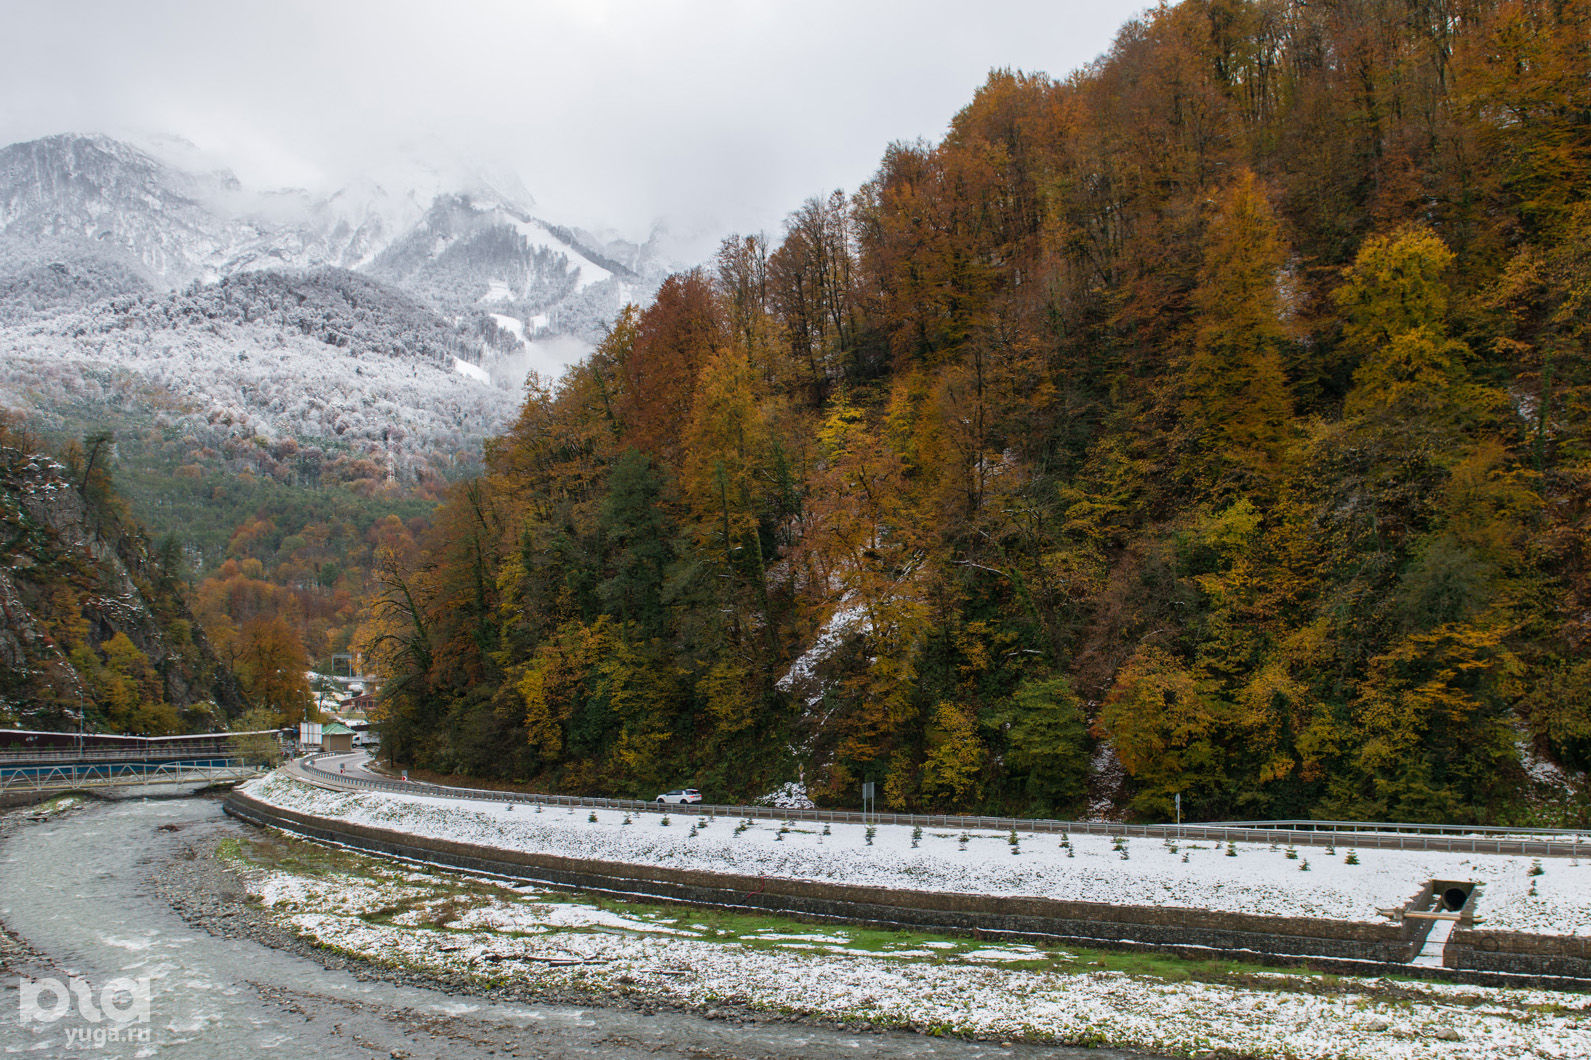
[0,0,1147,248]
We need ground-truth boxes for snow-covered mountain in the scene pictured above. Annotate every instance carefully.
[0,133,674,364]
[0,135,257,283]
[364,191,645,379]
[0,266,523,488]
[0,133,680,503]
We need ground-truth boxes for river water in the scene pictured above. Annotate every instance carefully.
[0,797,1145,1059]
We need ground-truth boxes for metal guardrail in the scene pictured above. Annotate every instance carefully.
[291,757,1591,859]
[0,759,269,793]
[1207,818,1591,839]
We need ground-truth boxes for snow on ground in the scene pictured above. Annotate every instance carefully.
[1520,738,1582,791]
[1086,741,1128,822]
[234,840,1591,1059]
[508,218,613,289]
[488,312,528,347]
[775,601,870,701]
[757,782,816,809]
[479,280,514,303]
[451,356,491,384]
[244,772,1591,936]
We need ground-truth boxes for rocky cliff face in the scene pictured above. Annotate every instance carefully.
[0,433,245,730]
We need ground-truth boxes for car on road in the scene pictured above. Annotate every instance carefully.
[656,788,702,804]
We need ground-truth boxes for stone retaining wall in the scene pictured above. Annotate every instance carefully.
[225,790,1590,990]
[0,790,55,810]
[1447,928,1591,980]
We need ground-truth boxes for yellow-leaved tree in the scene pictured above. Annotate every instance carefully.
[1182,169,1294,485]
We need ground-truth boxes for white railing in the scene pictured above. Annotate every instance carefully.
[0,760,268,794]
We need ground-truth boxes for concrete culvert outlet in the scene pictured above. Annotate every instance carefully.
[1442,886,1470,911]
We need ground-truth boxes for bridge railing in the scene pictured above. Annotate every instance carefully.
[0,747,257,765]
[0,759,268,793]
[291,757,1590,859]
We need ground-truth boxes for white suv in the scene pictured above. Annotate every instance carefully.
[656,788,702,804]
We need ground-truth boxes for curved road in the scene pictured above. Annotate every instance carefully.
[312,750,388,783]
[295,752,1590,859]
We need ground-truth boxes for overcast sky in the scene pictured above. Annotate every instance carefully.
[2,0,1149,251]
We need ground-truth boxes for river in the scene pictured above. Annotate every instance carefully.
[0,796,1145,1059]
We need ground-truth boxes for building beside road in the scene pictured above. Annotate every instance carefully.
[298,721,356,753]
[319,722,355,753]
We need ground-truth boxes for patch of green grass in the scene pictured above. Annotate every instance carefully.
[214,836,247,864]
[230,829,1389,993]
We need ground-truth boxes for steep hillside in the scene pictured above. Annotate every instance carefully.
[0,259,150,323]
[366,193,644,345]
[0,417,245,731]
[0,134,254,285]
[0,268,520,491]
[361,0,1591,826]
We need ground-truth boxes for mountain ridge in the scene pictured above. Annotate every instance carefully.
[0,132,674,358]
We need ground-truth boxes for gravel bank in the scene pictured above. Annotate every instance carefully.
[152,820,1091,1050]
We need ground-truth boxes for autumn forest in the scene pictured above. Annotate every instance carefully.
[355,0,1591,824]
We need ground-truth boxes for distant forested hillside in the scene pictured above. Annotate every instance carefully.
[0,264,523,690]
[364,0,1591,824]
[96,268,487,367]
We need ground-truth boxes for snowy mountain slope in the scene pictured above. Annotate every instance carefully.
[364,192,645,355]
[0,134,253,286]
[82,268,485,370]
[0,131,684,506]
[0,258,151,323]
[0,134,429,295]
[0,294,519,484]
[0,266,525,493]
[0,134,669,365]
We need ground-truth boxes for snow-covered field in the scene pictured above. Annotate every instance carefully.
[231,827,1591,1059]
[243,772,1591,936]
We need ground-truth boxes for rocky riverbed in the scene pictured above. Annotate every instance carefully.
[0,794,1131,1060]
[154,826,829,1030]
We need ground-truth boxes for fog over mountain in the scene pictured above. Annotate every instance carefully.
[0,1,1149,247]
[0,132,678,487]
[0,134,674,365]
[0,0,1151,561]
